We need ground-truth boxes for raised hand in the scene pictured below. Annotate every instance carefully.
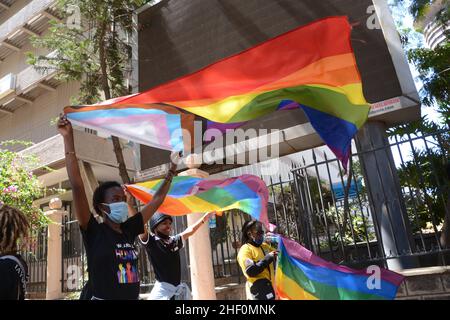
[123,186,134,206]
[169,150,183,172]
[57,113,73,138]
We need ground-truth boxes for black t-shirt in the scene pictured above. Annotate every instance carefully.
[140,234,184,286]
[0,254,28,300]
[81,212,144,300]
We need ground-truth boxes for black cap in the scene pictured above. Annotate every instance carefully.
[150,212,173,232]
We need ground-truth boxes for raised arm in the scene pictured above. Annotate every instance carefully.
[125,188,150,242]
[57,115,91,230]
[180,212,212,241]
[139,151,181,225]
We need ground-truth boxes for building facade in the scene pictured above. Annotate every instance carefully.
[414,0,449,49]
[0,0,138,209]
[0,0,138,298]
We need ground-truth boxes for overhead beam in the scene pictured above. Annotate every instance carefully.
[22,25,41,37]
[1,41,21,52]
[0,2,11,11]
[15,95,34,104]
[42,10,63,23]
[0,107,13,115]
[37,82,57,92]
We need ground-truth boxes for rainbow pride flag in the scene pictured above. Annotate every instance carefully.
[126,174,269,226]
[64,103,194,152]
[275,237,405,300]
[101,16,370,169]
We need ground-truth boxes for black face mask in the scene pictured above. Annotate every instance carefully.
[155,230,170,240]
[249,235,264,247]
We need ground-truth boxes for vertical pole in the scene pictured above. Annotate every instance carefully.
[45,201,64,300]
[178,154,217,300]
[355,121,419,270]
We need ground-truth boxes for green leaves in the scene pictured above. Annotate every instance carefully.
[0,141,51,228]
[408,43,450,128]
[389,0,449,134]
[27,0,145,105]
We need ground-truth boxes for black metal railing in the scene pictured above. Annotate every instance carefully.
[21,226,48,295]
[209,210,248,281]
[211,129,449,274]
[61,215,87,293]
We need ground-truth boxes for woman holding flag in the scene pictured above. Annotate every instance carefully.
[57,114,180,300]
[237,220,278,300]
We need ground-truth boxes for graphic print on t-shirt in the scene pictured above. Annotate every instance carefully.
[115,243,139,284]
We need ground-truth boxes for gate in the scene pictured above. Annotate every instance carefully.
[21,226,48,297]
[61,202,87,293]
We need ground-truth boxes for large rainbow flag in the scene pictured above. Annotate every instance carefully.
[64,103,194,152]
[276,237,405,300]
[96,16,370,169]
[126,174,269,226]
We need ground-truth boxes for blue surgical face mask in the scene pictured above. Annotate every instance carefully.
[102,202,129,224]
[254,237,264,246]
[252,234,264,246]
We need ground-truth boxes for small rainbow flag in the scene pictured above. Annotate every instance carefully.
[64,103,194,153]
[104,16,369,169]
[126,174,269,226]
[276,237,405,300]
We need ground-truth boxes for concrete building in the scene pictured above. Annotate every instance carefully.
[414,0,449,49]
[0,0,138,299]
[0,0,137,210]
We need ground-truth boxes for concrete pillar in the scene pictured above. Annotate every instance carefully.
[355,121,419,270]
[45,198,64,300]
[178,154,217,300]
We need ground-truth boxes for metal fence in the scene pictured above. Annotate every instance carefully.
[210,128,449,276]
[209,210,249,281]
[61,213,87,293]
[21,226,48,295]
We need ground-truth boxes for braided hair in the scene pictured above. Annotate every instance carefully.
[0,204,29,254]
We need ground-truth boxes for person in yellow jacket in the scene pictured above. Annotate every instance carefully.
[237,220,278,300]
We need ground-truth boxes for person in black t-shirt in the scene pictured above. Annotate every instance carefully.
[57,115,181,300]
[136,212,212,300]
[0,204,30,300]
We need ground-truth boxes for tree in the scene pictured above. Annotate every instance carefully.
[391,0,449,127]
[27,0,150,184]
[0,141,51,227]
[388,0,450,248]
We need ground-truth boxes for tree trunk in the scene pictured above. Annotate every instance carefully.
[98,19,131,185]
[111,136,131,184]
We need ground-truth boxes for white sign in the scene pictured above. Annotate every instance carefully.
[369,97,402,116]
[0,73,16,100]
[135,164,168,181]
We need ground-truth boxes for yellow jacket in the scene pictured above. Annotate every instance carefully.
[237,242,275,299]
